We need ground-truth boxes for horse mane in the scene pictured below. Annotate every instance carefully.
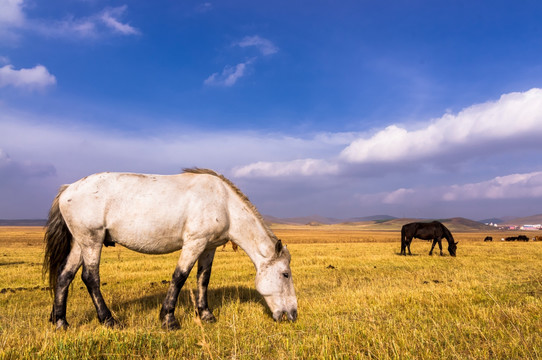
[441,224,455,242]
[182,168,279,242]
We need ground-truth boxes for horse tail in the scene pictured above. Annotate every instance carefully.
[43,185,72,293]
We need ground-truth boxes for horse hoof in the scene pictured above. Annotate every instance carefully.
[55,319,69,330]
[199,310,216,323]
[162,316,181,330]
[103,317,120,328]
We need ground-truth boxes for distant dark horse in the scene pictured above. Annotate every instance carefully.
[400,221,458,256]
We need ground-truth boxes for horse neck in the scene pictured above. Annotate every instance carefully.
[226,196,276,271]
[442,228,454,244]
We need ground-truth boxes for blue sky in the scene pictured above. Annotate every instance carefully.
[1,0,542,220]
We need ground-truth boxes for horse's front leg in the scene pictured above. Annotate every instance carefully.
[160,240,206,330]
[437,239,443,256]
[429,239,437,255]
[196,248,217,323]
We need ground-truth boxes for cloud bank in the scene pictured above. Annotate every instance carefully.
[235,88,542,177]
[1,88,541,219]
[378,171,542,205]
[233,159,339,177]
[341,89,542,164]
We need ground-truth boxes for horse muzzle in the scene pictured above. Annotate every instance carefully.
[273,308,298,322]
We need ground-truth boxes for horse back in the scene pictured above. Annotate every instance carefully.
[58,172,231,254]
[402,221,443,240]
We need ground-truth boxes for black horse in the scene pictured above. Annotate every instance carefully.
[400,221,458,256]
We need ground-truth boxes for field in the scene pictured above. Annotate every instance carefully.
[1,226,541,359]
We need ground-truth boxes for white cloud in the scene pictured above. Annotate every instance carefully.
[0,1,139,40]
[233,159,340,178]
[0,0,25,27]
[237,35,278,56]
[441,172,542,201]
[100,6,140,35]
[378,171,542,205]
[204,60,252,87]
[341,88,542,164]
[205,35,277,86]
[0,64,56,90]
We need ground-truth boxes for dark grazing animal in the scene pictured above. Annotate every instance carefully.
[484,236,493,242]
[517,235,529,242]
[400,221,457,256]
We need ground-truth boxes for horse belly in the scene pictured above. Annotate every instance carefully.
[109,227,184,255]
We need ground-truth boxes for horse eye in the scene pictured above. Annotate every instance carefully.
[282,272,289,279]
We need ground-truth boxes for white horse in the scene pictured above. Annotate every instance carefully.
[43,168,297,330]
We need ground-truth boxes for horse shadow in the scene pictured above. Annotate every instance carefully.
[80,285,267,325]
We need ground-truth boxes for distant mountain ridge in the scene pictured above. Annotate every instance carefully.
[0,219,46,226]
[264,215,537,232]
[1,213,541,229]
[263,214,396,225]
[504,213,542,225]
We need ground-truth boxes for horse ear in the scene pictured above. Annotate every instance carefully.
[275,239,283,256]
[455,241,459,245]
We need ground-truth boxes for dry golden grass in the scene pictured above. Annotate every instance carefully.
[0,226,541,359]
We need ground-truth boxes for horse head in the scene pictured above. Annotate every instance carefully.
[448,241,458,257]
[255,240,298,322]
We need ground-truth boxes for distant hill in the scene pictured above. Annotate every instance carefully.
[264,214,396,225]
[505,214,542,225]
[304,217,494,232]
[0,219,46,226]
[264,214,493,231]
[343,215,397,223]
[436,217,496,232]
[479,218,505,225]
[263,215,340,225]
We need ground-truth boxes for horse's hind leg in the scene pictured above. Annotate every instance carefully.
[81,243,117,327]
[51,243,83,330]
[160,240,206,330]
[196,248,217,323]
[406,238,413,255]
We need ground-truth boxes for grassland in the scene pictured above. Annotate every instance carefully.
[0,226,541,359]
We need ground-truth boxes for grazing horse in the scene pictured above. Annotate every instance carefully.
[484,236,493,242]
[43,168,297,330]
[400,221,457,256]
